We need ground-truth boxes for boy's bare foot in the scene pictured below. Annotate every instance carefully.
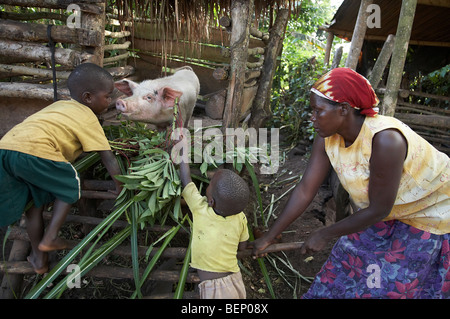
[38,237,68,252]
[27,253,49,275]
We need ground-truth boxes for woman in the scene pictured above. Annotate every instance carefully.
[251,67,449,298]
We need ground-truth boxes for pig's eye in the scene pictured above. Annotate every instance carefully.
[145,95,152,101]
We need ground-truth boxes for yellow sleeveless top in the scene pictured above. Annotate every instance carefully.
[325,115,449,235]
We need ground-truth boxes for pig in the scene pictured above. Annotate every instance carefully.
[114,66,200,129]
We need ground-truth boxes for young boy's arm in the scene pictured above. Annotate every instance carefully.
[98,150,123,195]
[238,241,248,251]
[174,137,192,187]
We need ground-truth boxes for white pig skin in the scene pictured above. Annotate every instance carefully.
[115,67,200,128]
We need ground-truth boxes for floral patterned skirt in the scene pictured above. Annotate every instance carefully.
[302,220,449,299]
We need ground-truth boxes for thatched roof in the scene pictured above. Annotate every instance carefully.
[114,0,300,43]
[324,0,450,48]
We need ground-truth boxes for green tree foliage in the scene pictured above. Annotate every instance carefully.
[411,65,450,108]
[267,0,340,146]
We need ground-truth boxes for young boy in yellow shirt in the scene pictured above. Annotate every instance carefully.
[175,137,250,299]
[0,63,123,274]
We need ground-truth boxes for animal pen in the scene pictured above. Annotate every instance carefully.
[0,0,297,299]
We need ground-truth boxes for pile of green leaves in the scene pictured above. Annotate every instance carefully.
[115,147,182,228]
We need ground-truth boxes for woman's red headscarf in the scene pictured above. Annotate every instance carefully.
[311,67,379,117]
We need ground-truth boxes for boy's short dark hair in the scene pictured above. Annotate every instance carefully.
[67,63,113,98]
[212,169,249,215]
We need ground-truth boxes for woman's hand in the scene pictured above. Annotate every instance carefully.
[300,228,329,255]
[248,236,273,259]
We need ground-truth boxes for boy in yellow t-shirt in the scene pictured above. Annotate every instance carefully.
[175,137,250,299]
[0,63,123,274]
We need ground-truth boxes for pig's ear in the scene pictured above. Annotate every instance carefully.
[114,79,138,97]
[160,87,183,109]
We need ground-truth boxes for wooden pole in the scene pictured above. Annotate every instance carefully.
[222,0,253,130]
[382,0,418,116]
[0,82,70,100]
[368,34,395,89]
[81,1,106,66]
[324,31,334,66]
[345,0,373,70]
[0,39,93,67]
[0,19,102,47]
[0,239,30,299]
[0,63,71,79]
[249,8,289,129]
[331,46,343,69]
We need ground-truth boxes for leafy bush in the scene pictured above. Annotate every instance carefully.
[266,2,339,147]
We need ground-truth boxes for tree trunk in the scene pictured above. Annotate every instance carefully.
[368,34,395,89]
[345,0,373,70]
[382,0,418,116]
[249,8,289,129]
[222,0,253,130]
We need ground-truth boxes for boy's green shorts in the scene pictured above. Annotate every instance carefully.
[0,149,80,227]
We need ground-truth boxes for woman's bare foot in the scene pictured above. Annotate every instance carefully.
[38,236,68,252]
[27,252,48,275]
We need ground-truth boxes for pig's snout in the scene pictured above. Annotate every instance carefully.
[116,99,127,113]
